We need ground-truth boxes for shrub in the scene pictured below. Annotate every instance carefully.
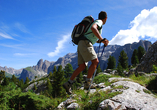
[152,65,157,73]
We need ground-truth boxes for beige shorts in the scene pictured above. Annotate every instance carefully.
[77,40,97,65]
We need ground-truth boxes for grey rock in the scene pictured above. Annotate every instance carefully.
[97,83,106,88]
[57,99,77,109]
[98,80,157,110]
[145,73,157,77]
[108,77,131,82]
[105,69,112,73]
[99,86,111,92]
[135,41,157,73]
[19,67,47,82]
[99,72,111,76]
[67,103,79,110]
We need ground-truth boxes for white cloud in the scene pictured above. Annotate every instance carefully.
[14,53,27,56]
[0,32,14,39]
[47,34,70,57]
[110,6,157,45]
[0,44,21,49]
[14,22,30,34]
[14,53,36,57]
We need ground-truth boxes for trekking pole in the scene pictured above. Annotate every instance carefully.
[87,38,106,94]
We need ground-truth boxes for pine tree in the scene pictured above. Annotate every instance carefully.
[64,63,74,78]
[117,63,124,76]
[96,64,102,76]
[52,65,66,98]
[49,72,53,80]
[11,75,17,84]
[72,72,83,90]
[34,83,37,90]
[25,77,30,85]
[47,78,52,94]
[137,46,145,62]
[0,70,5,83]
[2,77,9,86]
[131,49,139,66]
[19,79,24,89]
[53,66,57,73]
[107,55,116,69]
[82,66,88,75]
[134,55,139,66]
[118,50,128,69]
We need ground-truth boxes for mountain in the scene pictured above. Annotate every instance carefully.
[19,59,55,82]
[135,40,157,73]
[48,40,151,74]
[0,66,22,75]
[1,40,151,81]
[108,40,151,68]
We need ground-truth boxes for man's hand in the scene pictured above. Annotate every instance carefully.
[102,39,109,46]
[97,39,109,47]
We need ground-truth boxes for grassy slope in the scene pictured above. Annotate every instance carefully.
[0,73,157,110]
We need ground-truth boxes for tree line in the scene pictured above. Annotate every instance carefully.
[107,46,145,76]
[0,46,145,97]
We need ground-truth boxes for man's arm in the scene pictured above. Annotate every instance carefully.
[91,23,109,46]
[91,23,103,41]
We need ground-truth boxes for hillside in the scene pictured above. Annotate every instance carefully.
[0,70,157,109]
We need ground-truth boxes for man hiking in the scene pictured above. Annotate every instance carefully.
[63,11,109,95]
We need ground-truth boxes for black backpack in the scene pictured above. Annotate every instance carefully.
[71,16,94,45]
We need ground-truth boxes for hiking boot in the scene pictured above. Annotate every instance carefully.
[84,80,96,90]
[63,81,72,95]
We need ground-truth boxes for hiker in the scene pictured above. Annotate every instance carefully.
[63,11,109,95]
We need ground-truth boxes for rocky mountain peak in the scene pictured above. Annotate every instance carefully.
[37,59,44,69]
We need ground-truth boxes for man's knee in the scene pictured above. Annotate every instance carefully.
[91,59,99,65]
[78,63,86,70]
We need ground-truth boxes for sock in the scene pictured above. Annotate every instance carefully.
[86,78,91,82]
[68,79,74,84]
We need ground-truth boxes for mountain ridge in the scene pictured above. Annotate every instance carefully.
[0,40,152,81]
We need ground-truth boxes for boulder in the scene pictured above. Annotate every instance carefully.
[98,80,157,110]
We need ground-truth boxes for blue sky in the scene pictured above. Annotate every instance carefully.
[0,0,157,69]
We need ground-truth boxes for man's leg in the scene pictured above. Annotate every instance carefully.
[70,63,86,80]
[63,63,86,94]
[87,58,99,79]
[84,58,99,89]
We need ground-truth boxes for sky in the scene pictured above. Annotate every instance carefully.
[0,0,157,70]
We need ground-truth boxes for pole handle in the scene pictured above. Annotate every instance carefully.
[97,38,106,43]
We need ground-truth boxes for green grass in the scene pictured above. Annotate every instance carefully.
[72,89,122,110]
[0,87,67,110]
[93,74,113,86]
[143,89,151,94]
[129,74,156,86]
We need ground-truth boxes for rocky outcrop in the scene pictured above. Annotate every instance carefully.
[32,59,54,73]
[136,41,157,73]
[19,67,47,82]
[19,59,54,81]
[56,77,157,110]
[23,67,157,109]
[98,80,157,110]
